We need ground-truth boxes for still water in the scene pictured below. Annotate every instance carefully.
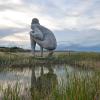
[0,64,93,89]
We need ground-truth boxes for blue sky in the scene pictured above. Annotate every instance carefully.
[0,0,100,49]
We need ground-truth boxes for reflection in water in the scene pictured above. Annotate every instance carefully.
[0,65,93,89]
[31,65,58,99]
[0,64,94,99]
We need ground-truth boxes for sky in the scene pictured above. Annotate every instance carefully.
[0,0,100,49]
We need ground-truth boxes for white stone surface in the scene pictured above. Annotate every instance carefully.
[30,18,57,56]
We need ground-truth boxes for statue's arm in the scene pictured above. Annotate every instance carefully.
[30,26,44,40]
[30,32,36,55]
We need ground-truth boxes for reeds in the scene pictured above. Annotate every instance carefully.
[0,52,100,69]
[0,71,99,100]
[0,51,100,99]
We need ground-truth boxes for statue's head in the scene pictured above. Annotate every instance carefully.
[31,18,39,24]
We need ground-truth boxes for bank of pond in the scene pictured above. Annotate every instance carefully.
[0,52,100,100]
[0,52,100,69]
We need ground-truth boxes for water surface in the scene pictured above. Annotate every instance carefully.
[0,64,94,89]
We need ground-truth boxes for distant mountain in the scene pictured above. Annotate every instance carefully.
[56,41,100,52]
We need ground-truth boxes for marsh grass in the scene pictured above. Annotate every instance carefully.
[0,52,100,69]
[0,51,100,99]
[57,52,100,69]
[0,71,99,100]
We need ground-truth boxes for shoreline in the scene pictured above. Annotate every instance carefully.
[0,51,100,70]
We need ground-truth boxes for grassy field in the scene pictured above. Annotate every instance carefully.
[0,51,100,100]
[0,51,100,69]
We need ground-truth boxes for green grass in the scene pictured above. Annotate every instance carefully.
[53,72,100,100]
[57,52,100,69]
[0,52,100,69]
[0,71,100,100]
[0,51,100,99]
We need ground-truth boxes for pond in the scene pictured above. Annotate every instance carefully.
[0,64,97,99]
[0,64,94,90]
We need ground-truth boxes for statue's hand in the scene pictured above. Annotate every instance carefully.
[30,27,44,41]
[30,31,35,36]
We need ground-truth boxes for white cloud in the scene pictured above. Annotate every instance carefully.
[0,0,22,5]
[1,32,30,42]
[0,32,30,48]
[0,0,100,49]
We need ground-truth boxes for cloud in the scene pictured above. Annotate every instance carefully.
[0,0,100,50]
[0,27,28,38]
[0,32,30,49]
[55,29,100,47]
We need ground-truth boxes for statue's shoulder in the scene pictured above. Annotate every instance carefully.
[38,25,53,33]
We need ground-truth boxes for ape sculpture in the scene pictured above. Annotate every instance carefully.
[30,18,57,56]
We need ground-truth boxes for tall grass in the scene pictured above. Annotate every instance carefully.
[0,52,100,69]
[0,71,100,100]
[53,72,100,100]
[57,52,100,69]
[0,51,100,99]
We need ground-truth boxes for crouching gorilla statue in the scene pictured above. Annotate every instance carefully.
[30,18,57,57]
